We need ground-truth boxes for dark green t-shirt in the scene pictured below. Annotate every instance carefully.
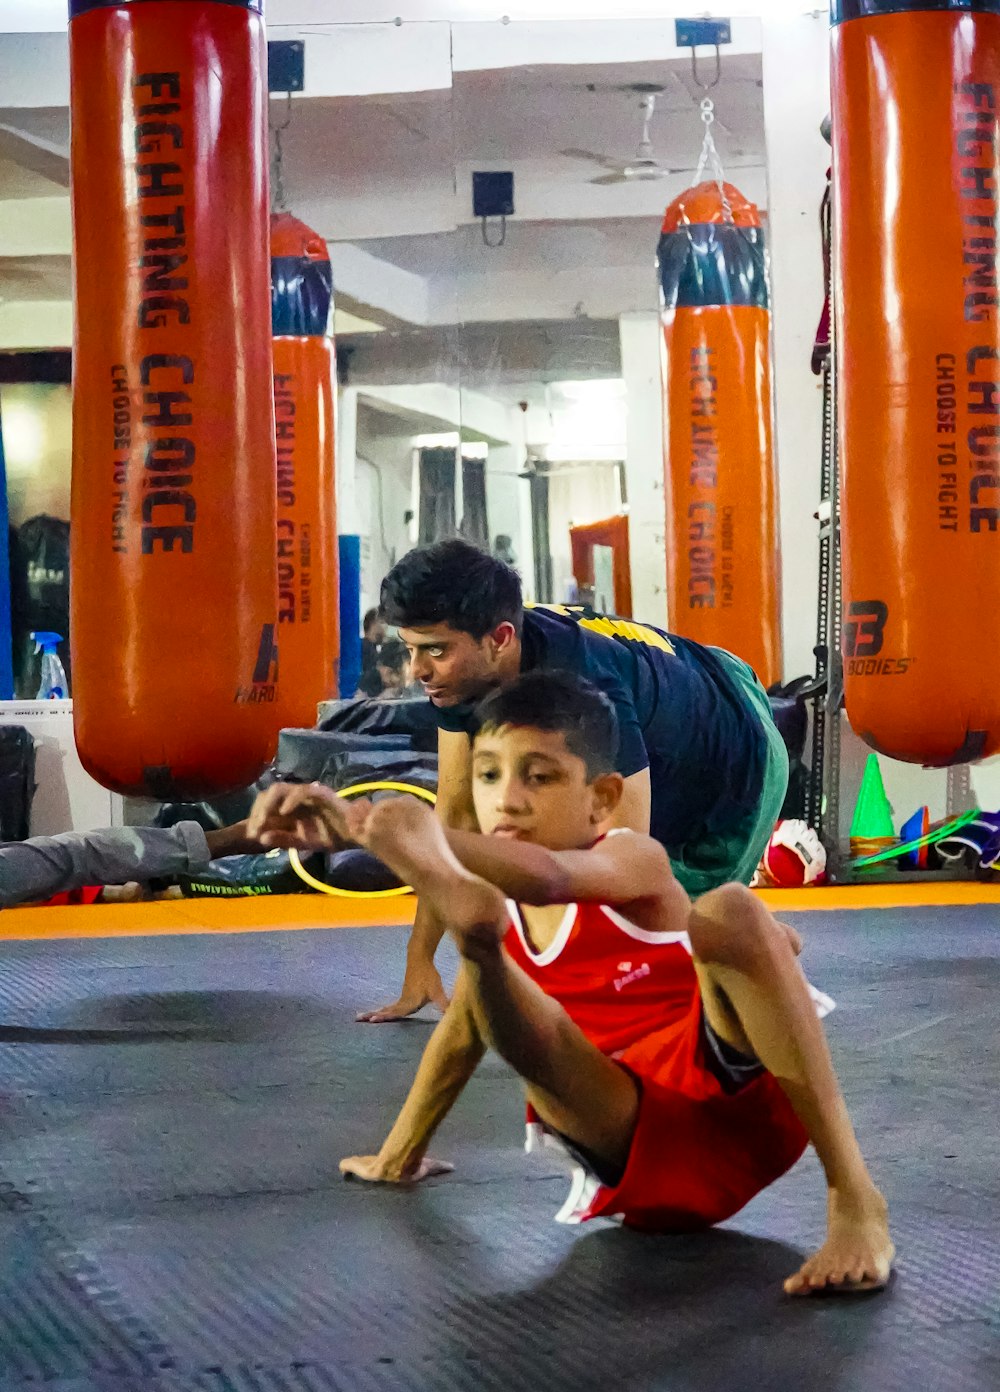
[436,604,765,850]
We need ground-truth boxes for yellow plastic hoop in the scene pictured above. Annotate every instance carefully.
[288,779,437,899]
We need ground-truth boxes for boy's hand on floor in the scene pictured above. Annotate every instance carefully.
[339,1153,454,1185]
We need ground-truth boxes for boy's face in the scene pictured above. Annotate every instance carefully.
[399,621,515,707]
[471,724,622,851]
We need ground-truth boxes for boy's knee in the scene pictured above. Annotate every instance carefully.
[689,883,777,967]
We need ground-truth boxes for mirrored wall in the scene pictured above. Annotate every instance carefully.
[0,15,767,692]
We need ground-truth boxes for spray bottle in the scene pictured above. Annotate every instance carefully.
[31,631,68,700]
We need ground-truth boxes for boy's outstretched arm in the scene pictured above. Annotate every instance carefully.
[442,826,686,912]
[248,782,685,912]
[341,966,486,1184]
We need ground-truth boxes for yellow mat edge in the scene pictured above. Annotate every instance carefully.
[0,881,998,942]
[0,893,419,940]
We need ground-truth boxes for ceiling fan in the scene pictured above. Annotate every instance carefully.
[561,93,690,186]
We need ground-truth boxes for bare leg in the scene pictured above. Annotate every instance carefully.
[689,884,894,1296]
[363,807,639,1169]
[356,897,449,1024]
[455,918,639,1174]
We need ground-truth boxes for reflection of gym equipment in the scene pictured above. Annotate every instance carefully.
[562,92,689,187]
[570,515,632,617]
[69,0,277,800]
[270,210,341,730]
[288,781,437,899]
[657,100,781,687]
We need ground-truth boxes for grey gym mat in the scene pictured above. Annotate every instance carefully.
[0,907,996,1391]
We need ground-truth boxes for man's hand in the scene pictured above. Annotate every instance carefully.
[339,1153,454,1185]
[247,782,372,851]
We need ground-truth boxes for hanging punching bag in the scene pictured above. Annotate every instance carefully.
[270,211,340,730]
[69,0,278,799]
[658,181,782,689]
[833,0,1000,764]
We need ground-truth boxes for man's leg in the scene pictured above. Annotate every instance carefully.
[688,883,893,1295]
[356,898,449,1024]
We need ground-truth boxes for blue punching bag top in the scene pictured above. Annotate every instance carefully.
[70,0,264,17]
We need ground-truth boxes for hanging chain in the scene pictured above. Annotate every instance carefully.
[269,91,293,213]
[694,96,733,223]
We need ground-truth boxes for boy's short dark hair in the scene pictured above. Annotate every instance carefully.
[381,539,523,640]
[472,671,619,780]
[363,607,380,634]
[376,638,409,676]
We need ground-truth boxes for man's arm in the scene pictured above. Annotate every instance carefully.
[341,965,486,1182]
[354,727,476,1022]
[0,822,215,909]
[609,767,651,834]
[435,728,479,830]
[246,729,477,1023]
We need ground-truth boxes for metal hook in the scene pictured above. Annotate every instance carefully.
[269,92,293,213]
[481,215,507,249]
[271,124,288,212]
[268,90,293,134]
[690,43,722,92]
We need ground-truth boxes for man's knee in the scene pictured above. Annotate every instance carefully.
[689,882,779,968]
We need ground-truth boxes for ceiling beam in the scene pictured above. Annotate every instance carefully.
[0,123,68,187]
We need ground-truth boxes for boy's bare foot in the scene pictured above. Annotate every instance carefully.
[777,920,803,957]
[356,963,449,1023]
[784,1188,893,1296]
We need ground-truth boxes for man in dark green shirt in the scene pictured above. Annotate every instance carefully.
[358,538,787,1024]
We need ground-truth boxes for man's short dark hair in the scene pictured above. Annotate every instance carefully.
[363,608,380,634]
[472,671,619,780]
[376,638,409,676]
[380,539,523,640]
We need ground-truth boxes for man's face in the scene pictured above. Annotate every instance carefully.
[398,622,504,707]
[471,724,621,851]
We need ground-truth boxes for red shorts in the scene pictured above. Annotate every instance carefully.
[532,992,809,1234]
[35,887,103,908]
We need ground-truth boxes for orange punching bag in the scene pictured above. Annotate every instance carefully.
[270,212,340,729]
[833,0,1000,764]
[69,0,278,800]
[658,181,782,688]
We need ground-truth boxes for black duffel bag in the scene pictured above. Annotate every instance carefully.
[317,695,439,752]
[767,675,823,822]
[0,725,36,841]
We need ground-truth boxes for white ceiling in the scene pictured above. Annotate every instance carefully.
[0,2,810,33]
[0,20,766,379]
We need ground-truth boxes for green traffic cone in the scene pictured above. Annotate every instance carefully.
[850,753,895,856]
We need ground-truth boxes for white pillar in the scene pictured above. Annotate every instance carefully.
[619,311,667,626]
[761,10,831,679]
[336,383,359,536]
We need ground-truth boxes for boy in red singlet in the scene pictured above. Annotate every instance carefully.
[249,672,893,1296]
